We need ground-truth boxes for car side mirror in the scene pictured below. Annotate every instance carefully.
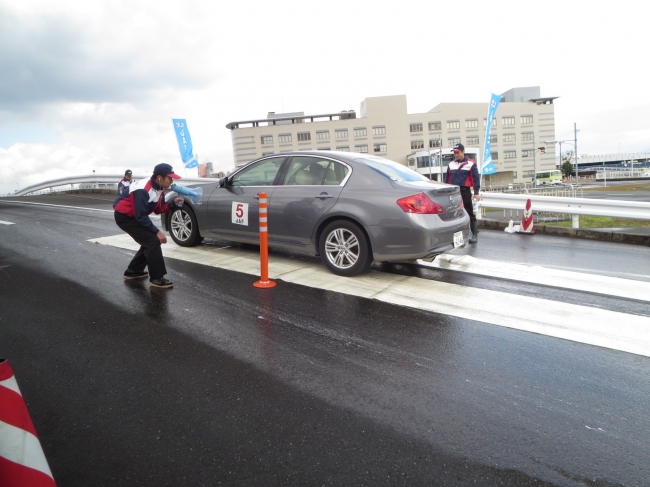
[218,177,228,188]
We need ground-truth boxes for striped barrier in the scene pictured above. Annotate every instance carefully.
[0,359,56,487]
[518,199,536,235]
[253,192,276,288]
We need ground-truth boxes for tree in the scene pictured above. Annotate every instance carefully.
[562,160,573,178]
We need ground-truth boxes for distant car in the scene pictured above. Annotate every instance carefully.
[163,151,469,276]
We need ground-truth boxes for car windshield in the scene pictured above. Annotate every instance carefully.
[354,156,428,182]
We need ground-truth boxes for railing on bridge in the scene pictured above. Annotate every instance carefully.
[6,175,220,197]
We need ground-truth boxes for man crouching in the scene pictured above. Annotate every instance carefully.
[113,163,184,289]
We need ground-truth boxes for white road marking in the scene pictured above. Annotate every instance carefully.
[0,220,15,225]
[424,254,650,302]
[0,200,113,213]
[89,234,650,358]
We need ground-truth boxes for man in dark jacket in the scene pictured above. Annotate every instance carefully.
[117,169,134,194]
[113,163,184,288]
[446,143,481,243]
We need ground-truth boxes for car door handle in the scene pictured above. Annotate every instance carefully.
[315,193,334,199]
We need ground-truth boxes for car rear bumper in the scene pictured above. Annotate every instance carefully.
[368,213,470,261]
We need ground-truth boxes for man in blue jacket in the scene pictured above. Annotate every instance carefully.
[446,143,481,243]
[113,163,184,288]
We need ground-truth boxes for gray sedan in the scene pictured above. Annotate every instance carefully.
[164,151,469,276]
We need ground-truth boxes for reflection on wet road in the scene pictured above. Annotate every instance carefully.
[1,196,649,486]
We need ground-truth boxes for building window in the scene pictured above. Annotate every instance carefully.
[316,131,330,140]
[491,151,498,161]
[354,128,367,137]
[262,152,274,156]
[261,135,273,145]
[503,133,516,142]
[521,132,534,141]
[278,134,292,143]
[372,126,386,136]
[448,137,461,146]
[354,144,368,153]
[466,136,479,146]
[489,134,497,143]
[318,147,330,151]
[336,146,350,151]
[465,119,478,129]
[335,129,348,139]
[429,139,442,148]
[522,170,534,178]
[447,120,460,130]
[521,115,533,124]
[410,123,423,133]
[429,121,441,131]
[374,143,387,153]
[297,132,311,141]
[504,150,517,159]
[522,149,533,158]
[484,118,497,127]
[502,116,515,126]
[411,140,424,150]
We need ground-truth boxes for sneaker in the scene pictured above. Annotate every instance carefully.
[149,278,173,289]
[124,270,149,280]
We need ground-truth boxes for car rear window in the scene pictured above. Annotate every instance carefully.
[354,156,428,182]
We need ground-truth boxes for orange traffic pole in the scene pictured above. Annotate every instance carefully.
[253,192,276,288]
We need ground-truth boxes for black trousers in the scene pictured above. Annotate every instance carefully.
[460,187,477,223]
[114,212,167,279]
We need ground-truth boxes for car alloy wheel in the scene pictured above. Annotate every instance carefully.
[325,228,359,269]
[169,207,200,246]
[319,220,372,276]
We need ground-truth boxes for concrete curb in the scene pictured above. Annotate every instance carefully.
[479,219,650,246]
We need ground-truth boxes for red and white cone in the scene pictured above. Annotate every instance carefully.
[518,198,536,234]
[0,359,56,487]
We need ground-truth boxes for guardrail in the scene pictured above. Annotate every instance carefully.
[6,175,649,228]
[480,192,650,227]
[8,175,220,197]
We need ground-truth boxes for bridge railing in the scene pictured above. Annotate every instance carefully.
[8,175,220,197]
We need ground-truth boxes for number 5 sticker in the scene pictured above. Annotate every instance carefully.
[232,202,249,225]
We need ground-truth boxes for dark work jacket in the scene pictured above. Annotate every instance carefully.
[113,178,173,234]
[446,157,480,193]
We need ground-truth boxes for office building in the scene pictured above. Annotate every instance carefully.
[226,87,558,183]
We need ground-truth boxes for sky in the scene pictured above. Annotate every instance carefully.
[1,0,649,195]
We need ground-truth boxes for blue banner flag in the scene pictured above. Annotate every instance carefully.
[481,94,501,175]
[172,118,198,169]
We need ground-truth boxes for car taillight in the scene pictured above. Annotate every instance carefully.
[397,193,445,214]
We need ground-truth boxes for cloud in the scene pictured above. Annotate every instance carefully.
[0,142,108,194]
[0,6,210,110]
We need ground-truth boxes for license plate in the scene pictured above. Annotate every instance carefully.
[453,231,464,248]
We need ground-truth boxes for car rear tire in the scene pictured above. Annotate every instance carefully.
[319,220,372,276]
[169,206,201,247]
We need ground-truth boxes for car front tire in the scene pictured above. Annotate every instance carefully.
[319,220,372,277]
[169,206,201,247]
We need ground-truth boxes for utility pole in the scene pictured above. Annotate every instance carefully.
[533,133,537,187]
[574,123,578,183]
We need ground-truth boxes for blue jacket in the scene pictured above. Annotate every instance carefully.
[446,157,480,193]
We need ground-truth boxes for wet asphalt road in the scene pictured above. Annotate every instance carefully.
[1,195,649,487]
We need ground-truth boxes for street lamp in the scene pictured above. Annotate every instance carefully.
[546,123,579,182]
[546,139,575,180]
